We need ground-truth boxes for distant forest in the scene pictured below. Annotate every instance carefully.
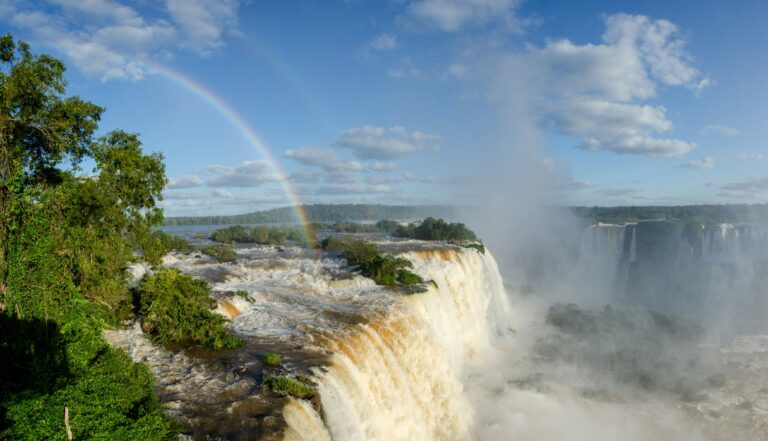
[165,203,768,227]
[164,204,456,226]
[573,204,768,225]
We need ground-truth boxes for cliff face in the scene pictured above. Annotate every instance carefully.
[578,221,768,332]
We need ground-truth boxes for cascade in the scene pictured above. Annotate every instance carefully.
[283,248,510,440]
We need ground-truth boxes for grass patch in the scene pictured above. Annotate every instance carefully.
[263,374,316,400]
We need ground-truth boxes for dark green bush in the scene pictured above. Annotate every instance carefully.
[263,374,316,400]
[137,268,243,350]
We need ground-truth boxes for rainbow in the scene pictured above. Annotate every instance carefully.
[145,61,317,248]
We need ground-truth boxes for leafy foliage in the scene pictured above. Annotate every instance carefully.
[262,374,316,400]
[137,268,243,350]
[394,217,478,241]
[0,35,175,438]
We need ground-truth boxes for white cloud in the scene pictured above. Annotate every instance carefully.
[167,175,204,189]
[165,0,239,55]
[1,0,240,80]
[285,147,364,172]
[334,125,440,159]
[211,189,234,198]
[703,124,740,136]
[683,157,715,169]
[205,160,279,187]
[489,13,707,157]
[405,0,525,32]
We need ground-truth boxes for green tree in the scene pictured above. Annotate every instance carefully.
[0,35,174,439]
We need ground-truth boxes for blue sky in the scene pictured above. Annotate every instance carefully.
[1,0,766,215]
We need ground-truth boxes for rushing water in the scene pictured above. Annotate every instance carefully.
[107,226,768,440]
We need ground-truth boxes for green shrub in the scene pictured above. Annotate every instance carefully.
[261,353,282,367]
[263,374,316,400]
[137,268,243,350]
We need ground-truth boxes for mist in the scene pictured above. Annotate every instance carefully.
[453,49,768,441]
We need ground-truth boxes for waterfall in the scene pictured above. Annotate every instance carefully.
[283,248,510,441]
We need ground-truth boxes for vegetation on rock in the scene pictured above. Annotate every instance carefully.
[136,268,243,350]
[393,217,478,241]
[262,374,316,400]
[211,224,312,246]
[321,238,424,286]
[200,245,237,263]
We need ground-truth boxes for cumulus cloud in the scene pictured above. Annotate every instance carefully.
[205,160,279,187]
[404,0,526,33]
[334,125,440,159]
[703,124,740,136]
[488,13,707,157]
[683,157,715,169]
[167,175,204,189]
[1,0,240,80]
